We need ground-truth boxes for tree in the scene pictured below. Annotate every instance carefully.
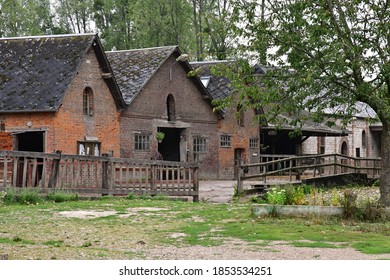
[190,0,238,60]
[93,0,136,50]
[55,0,94,34]
[0,0,53,37]
[130,0,193,49]
[226,0,389,205]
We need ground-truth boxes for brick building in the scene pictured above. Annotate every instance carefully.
[107,47,224,179]
[190,61,261,179]
[302,102,381,158]
[0,34,126,156]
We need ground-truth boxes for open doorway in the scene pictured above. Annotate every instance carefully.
[15,131,44,152]
[157,127,183,162]
[14,131,45,186]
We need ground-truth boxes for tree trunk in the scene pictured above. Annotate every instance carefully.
[379,122,390,206]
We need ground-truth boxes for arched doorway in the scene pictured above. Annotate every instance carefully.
[341,141,348,173]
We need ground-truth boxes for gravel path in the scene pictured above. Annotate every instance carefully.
[144,240,390,260]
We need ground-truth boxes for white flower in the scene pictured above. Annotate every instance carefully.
[346,68,353,75]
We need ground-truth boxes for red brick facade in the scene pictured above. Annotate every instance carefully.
[1,48,122,156]
[217,104,260,179]
[120,55,221,179]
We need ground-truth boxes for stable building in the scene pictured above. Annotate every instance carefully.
[0,34,126,156]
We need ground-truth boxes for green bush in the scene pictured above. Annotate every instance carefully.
[46,190,79,203]
[264,187,287,205]
[286,186,307,205]
[17,188,43,205]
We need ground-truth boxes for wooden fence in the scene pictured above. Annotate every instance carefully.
[238,153,381,191]
[0,150,199,201]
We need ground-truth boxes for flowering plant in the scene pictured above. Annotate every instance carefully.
[265,188,286,205]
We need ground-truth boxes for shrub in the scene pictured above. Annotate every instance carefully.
[17,188,43,205]
[264,187,286,205]
[46,190,79,203]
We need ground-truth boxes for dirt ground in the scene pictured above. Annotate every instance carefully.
[189,180,390,260]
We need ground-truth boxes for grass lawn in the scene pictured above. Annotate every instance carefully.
[0,195,389,259]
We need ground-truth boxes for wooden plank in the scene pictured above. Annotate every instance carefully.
[2,157,8,188]
[13,157,18,187]
[22,158,28,187]
[31,158,38,187]
[41,158,47,188]
[125,163,130,190]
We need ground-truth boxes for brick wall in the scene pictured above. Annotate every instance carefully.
[217,104,260,179]
[1,47,121,156]
[120,56,221,179]
[0,132,13,150]
[302,117,381,159]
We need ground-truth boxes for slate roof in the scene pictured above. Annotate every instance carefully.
[0,34,125,113]
[190,60,347,136]
[106,46,178,104]
[190,61,233,101]
[106,46,222,119]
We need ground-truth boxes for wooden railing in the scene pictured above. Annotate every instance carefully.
[0,150,199,201]
[238,153,381,191]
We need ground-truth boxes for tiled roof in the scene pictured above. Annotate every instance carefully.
[190,61,232,101]
[0,34,97,112]
[191,60,347,135]
[106,46,178,104]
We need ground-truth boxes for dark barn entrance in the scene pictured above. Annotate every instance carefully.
[158,127,183,162]
[16,131,45,152]
[15,131,45,186]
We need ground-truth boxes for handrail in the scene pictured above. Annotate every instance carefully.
[0,150,199,201]
[237,153,381,191]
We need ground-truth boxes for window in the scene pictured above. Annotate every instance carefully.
[249,138,259,149]
[167,94,176,121]
[319,137,325,154]
[78,141,100,156]
[134,134,150,151]
[220,135,231,148]
[193,137,207,153]
[83,87,94,116]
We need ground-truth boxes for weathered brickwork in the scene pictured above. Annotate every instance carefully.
[217,105,260,178]
[302,117,381,158]
[120,56,221,179]
[2,48,121,156]
[0,132,13,150]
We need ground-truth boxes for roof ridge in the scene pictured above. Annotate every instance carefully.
[106,45,178,53]
[0,33,96,41]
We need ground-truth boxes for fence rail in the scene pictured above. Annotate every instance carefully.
[0,150,199,201]
[238,153,381,191]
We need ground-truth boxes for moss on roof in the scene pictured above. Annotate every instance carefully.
[0,34,95,112]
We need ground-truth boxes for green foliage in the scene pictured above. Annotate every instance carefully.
[285,185,306,205]
[0,191,6,206]
[16,188,43,205]
[1,188,81,205]
[46,191,79,203]
[264,187,286,205]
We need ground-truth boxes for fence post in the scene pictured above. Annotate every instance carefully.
[102,154,109,196]
[237,158,243,194]
[2,155,8,189]
[48,151,61,188]
[193,166,199,202]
